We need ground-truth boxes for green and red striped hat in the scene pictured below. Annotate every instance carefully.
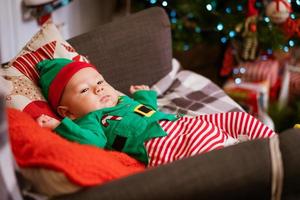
[37,58,96,109]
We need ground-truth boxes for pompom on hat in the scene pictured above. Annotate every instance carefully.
[37,58,96,110]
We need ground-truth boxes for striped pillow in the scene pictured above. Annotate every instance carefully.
[9,21,88,82]
[1,21,88,118]
[10,41,56,84]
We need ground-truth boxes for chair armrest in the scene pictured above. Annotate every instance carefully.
[53,139,274,200]
[53,130,300,200]
[279,128,300,198]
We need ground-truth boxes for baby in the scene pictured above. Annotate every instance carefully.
[36,58,276,167]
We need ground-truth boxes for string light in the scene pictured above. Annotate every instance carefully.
[150,0,157,4]
[237,5,243,11]
[162,1,168,7]
[216,23,224,31]
[233,68,240,74]
[291,13,296,19]
[267,49,273,55]
[297,0,300,5]
[240,67,246,74]
[283,46,289,52]
[170,10,176,17]
[183,44,190,51]
[261,55,268,60]
[206,4,213,11]
[195,26,201,33]
[225,7,232,14]
[255,1,263,8]
[234,78,242,84]
[289,40,295,47]
[229,30,236,38]
[187,13,194,19]
[264,17,270,23]
[171,18,177,24]
[220,36,227,44]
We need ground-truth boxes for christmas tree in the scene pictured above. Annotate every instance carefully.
[132,0,300,56]
[132,0,300,131]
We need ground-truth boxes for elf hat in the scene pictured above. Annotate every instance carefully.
[37,58,96,109]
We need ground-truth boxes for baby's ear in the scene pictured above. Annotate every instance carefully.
[57,106,75,119]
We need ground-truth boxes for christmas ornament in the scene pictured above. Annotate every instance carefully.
[221,45,235,77]
[235,23,243,33]
[281,18,298,38]
[265,0,292,24]
[241,0,258,60]
[224,80,271,121]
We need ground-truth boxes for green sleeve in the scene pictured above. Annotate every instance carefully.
[132,90,158,110]
[54,117,107,148]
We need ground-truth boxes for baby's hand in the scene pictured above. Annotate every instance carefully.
[36,114,60,129]
[130,85,150,94]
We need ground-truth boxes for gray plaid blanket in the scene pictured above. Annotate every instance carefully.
[152,59,243,116]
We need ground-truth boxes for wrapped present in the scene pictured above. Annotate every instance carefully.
[234,59,280,88]
[289,67,300,97]
[224,80,274,129]
[224,86,259,117]
[224,80,269,112]
[279,65,300,105]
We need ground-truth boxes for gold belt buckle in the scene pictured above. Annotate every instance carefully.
[134,105,155,117]
[294,124,300,129]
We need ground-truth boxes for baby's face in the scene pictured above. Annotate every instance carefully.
[58,67,119,119]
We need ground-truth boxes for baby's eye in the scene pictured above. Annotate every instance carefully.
[80,88,89,93]
[97,80,104,85]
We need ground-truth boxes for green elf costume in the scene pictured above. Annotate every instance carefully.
[37,58,178,164]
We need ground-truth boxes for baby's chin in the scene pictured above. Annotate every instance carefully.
[97,99,118,110]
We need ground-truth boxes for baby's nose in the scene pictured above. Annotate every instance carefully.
[95,86,103,94]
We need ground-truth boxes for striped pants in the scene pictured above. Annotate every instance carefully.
[145,112,276,167]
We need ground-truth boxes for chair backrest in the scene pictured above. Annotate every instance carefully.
[68,7,173,94]
[0,93,23,200]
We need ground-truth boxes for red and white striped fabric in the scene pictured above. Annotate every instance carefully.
[9,22,89,83]
[145,112,276,167]
[239,59,279,87]
[11,41,56,83]
[101,115,122,127]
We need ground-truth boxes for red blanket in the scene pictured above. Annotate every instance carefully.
[7,108,145,186]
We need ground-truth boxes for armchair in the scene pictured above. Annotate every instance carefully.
[1,7,300,200]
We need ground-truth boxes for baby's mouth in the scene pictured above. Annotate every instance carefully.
[100,95,110,102]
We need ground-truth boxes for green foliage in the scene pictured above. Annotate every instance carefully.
[268,100,300,132]
[132,0,297,52]
[257,22,287,51]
